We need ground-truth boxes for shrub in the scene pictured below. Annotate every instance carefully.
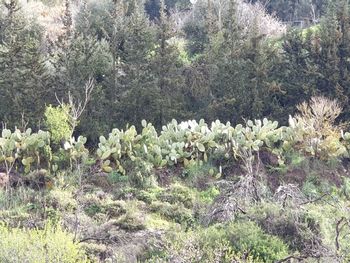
[226,221,289,262]
[47,189,77,212]
[249,202,325,255]
[150,201,195,227]
[115,208,146,231]
[159,183,195,209]
[44,105,72,146]
[147,225,258,263]
[286,96,347,160]
[198,186,220,204]
[0,222,88,263]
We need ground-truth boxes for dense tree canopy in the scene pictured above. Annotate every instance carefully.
[0,0,349,142]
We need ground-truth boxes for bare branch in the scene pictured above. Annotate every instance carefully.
[336,217,346,252]
[299,193,329,206]
[55,78,95,135]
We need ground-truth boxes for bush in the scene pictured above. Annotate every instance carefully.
[198,186,220,204]
[159,183,195,209]
[0,222,88,263]
[47,189,77,212]
[226,221,289,262]
[150,201,195,227]
[44,105,72,146]
[147,225,257,263]
[115,208,146,231]
[249,202,324,254]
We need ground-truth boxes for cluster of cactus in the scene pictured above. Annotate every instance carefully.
[96,118,286,176]
[0,128,89,175]
[2,113,349,179]
[0,129,51,174]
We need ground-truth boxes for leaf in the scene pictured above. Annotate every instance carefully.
[99,136,106,144]
[101,150,111,160]
[2,129,11,138]
[102,166,113,173]
[197,143,205,152]
[160,159,167,167]
[64,141,71,150]
[52,164,58,172]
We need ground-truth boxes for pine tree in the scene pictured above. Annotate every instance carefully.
[206,0,248,123]
[49,0,113,139]
[272,0,350,122]
[115,0,157,127]
[0,0,50,128]
[152,0,185,127]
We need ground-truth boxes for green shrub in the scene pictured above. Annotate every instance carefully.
[147,225,257,263]
[150,201,194,227]
[159,183,195,209]
[0,222,88,263]
[198,186,220,204]
[82,193,126,218]
[115,209,146,231]
[47,189,77,212]
[249,202,324,254]
[135,187,164,204]
[226,221,289,262]
[44,105,72,145]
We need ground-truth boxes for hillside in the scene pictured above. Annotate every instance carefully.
[0,96,350,262]
[1,0,350,262]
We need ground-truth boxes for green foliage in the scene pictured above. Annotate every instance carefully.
[0,222,88,262]
[148,228,242,262]
[114,201,146,231]
[150,201,194,227]
[47,189,77,212]
[44,105,72,145]
[198,186,220,204]
[0,128,51,174]
[0,0,51,128]
[149,221,288,262]
[159,183,195,209]
[82,193,126,218]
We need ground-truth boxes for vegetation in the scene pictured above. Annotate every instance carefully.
[2,0,350,262]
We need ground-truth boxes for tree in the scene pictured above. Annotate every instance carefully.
[271,0,350,123]
[0,0,50,128]
[50,0,113,141]
[114,0,157,128]
[151,0,186,127]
